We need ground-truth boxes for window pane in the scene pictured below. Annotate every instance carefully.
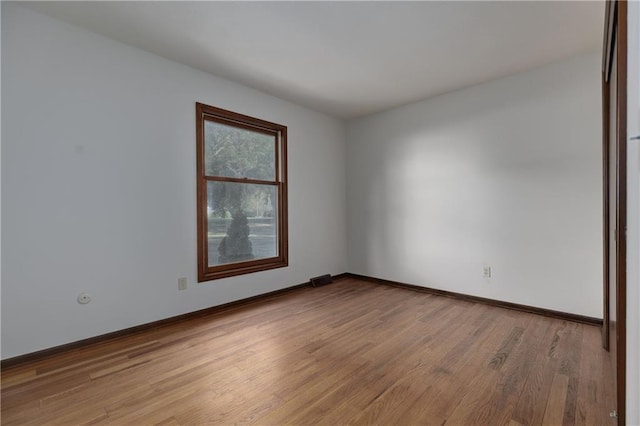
[204,120,276,181]
[207,181,278,267]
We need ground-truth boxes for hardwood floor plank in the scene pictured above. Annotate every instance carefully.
[1,279,614,425]
[488,326,525,370]
[443,312,535,425]
[542,373,570,425]
[484,316,544,425]
[563,376,580,426]
[575,325,614,426]
[392,308,511,424]
[511,317,559,426]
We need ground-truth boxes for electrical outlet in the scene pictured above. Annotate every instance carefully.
[483,266,492,278]
[178,277,188,291]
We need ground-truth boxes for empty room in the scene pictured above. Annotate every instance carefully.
[2,1,639,425]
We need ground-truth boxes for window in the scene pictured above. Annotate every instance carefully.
[196,103,288,282]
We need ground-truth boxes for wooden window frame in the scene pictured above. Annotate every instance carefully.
[196,102,288,282]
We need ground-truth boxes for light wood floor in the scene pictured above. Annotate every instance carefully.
[1,278,614,425]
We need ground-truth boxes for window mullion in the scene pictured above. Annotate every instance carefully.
[203,176,278,186]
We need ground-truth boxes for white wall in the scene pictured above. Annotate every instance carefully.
[1,4,347,359]
[347,52,602,318]
[626,2,640,424]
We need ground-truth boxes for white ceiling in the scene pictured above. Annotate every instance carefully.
[21,1,604,119]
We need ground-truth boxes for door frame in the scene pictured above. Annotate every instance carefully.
[602,0,627,424]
